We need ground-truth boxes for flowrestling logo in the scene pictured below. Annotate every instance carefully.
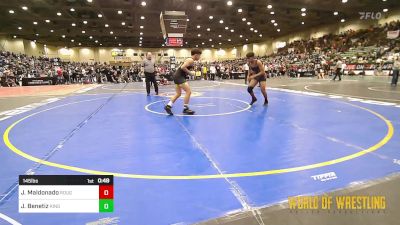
[359,12,382,20]
[311,172,338,182]
[0,98,61,122]
[86,217,120,225]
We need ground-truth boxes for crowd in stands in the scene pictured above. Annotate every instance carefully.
[1,20,399,87]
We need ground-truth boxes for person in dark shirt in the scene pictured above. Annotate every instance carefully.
[164,49,202,115]
[246,52,269,105]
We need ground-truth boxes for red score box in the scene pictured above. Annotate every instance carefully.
[99,185,114,199]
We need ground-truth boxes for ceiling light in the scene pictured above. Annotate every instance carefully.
[227,1,233,6]
[105,24,109,27]
[141,16,145,19]
[71,39,74,42]
[219,20,224,24]
[225,26,229,30]
[9,10,14,14]
[218,34,222,37]
[228,39,231,41]
[196,5,202,10]
[383,9,388,12]
[187,18,190,21]
[33,21,38,25]
[13,35,17,38]
[89,36,93,39]
[57,12,62,16]
[301,8,306,12]
[196,45,199,47]
[270,11,275,15]
[219,43,222,45]
[246,38,248,41]
[62,35,66,38]
[209,39,212,41]
[198,34,201,37]
[242,18,246,21]
[277,29,281,32]
[209,16,213,19]
[211,45,214,48]
[140,32,143,35]
[197,25,201,28]
[341,18,345,22]
[87,0,93,2]
[247,22,251,25]
[239,35,243,38]
[83,20,88,24]
[202,42,205,45]
[70,8,75,12]
[238,8,242,13]
[119,43,122,46]
[267,4,272,9]
[254,30,258,33]
[98,14,103,18]
[301,21,305,25]
[110,31,113,34]
[45,19,50,23]
[207,28,211,31]
[50,29,54,32]
[301,13,306,16]
[230,29,234,32]
[274,23,278,26]
[18,27,22,30]
[271,19,275,23]
[141,1,147,6]
[72,23,76,26]
[78,43,81,46]
[95,40,98,43]
[118,10,122,14]
[35,33,39,36]
[250,28,254,31]
[334,12,338,15]
[82,30,86,33]
[342,0,348,3]
[21,6,28,10]
[259,34,262,37]
[140,26,144,29]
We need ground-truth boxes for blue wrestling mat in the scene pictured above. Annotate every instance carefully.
[0,83,399,225]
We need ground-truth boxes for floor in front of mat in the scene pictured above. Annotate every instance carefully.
[0,76,399,225]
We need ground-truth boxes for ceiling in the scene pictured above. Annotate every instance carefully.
[0,0,399,48]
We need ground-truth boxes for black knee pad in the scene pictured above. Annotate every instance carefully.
[247,86,254,93]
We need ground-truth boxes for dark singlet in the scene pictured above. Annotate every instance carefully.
[249,60,266,82]
[173,59,194,84]
[175,64,193,77]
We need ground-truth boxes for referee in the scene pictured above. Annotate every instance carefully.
[142,52,158,96]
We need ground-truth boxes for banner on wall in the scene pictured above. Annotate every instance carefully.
[114,56,130,61]
[275,42,286,49]
[111,49,125,57]
[387,30,399,39]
